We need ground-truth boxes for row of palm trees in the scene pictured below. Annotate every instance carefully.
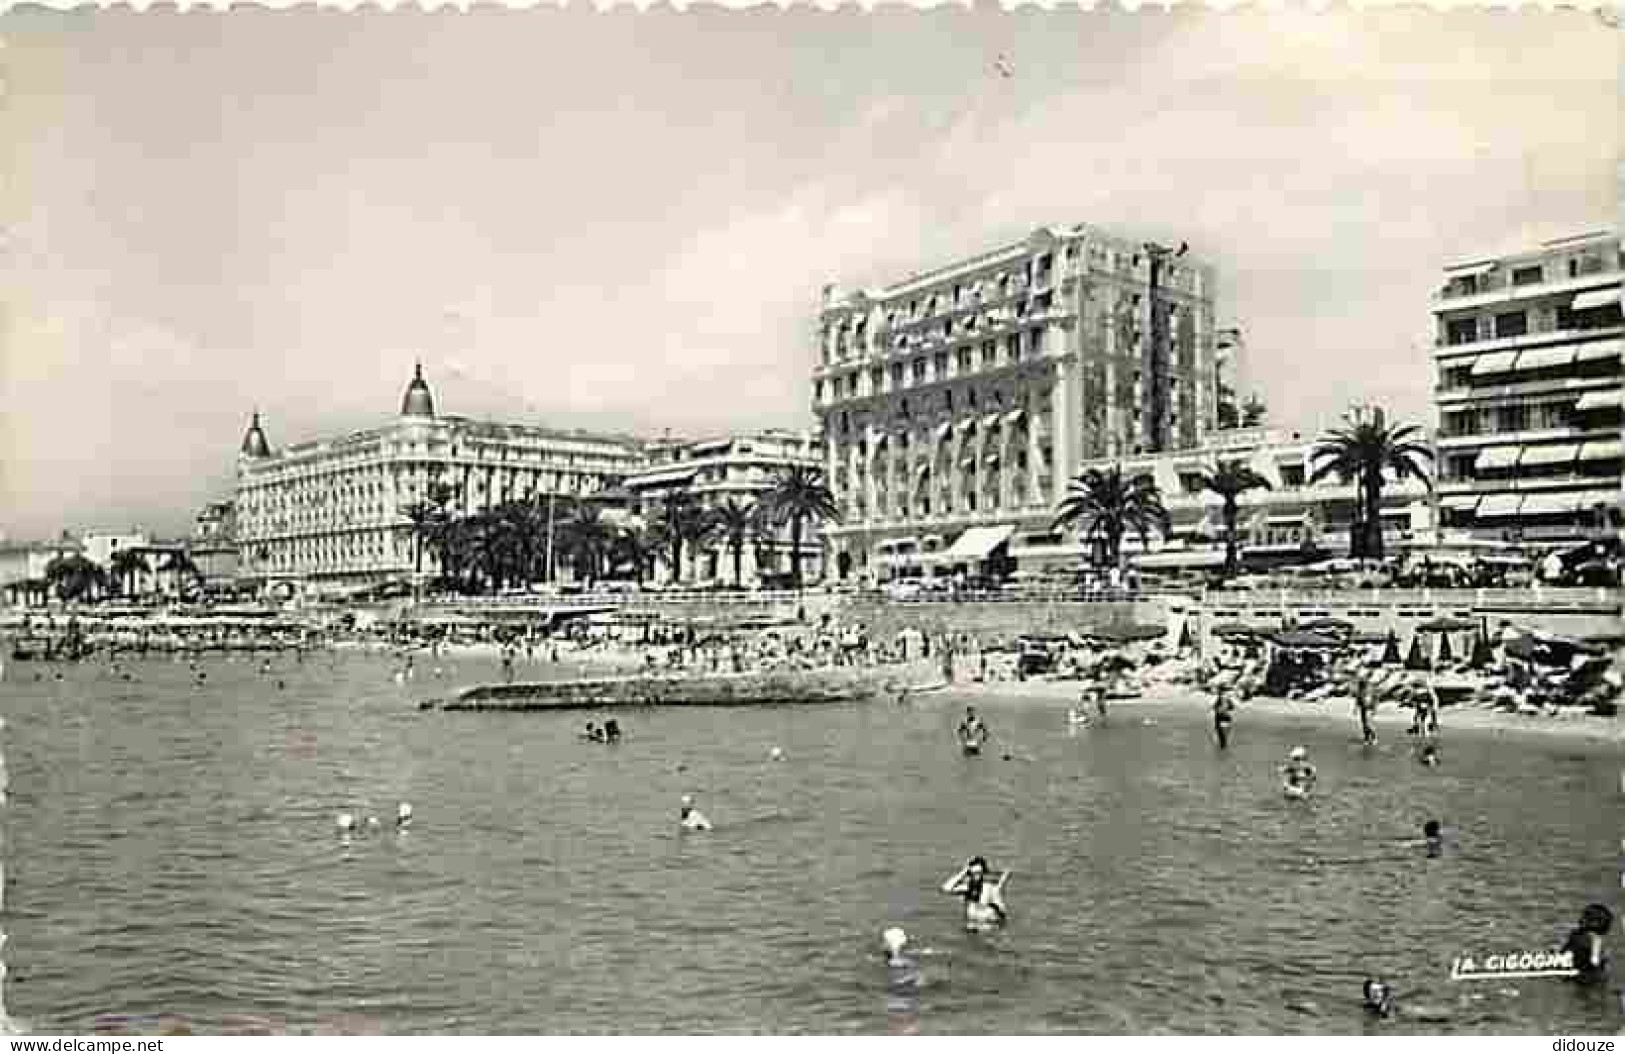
[32,548,205,603]
[1053,411,1434,574]
[398,465,841,594]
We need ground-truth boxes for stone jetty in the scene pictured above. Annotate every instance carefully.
[420,662,944,712]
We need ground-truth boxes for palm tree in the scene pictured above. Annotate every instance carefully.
[1308,410,1434,560]
[44,553,108,604]
[159,551,202,597]
[108,548,150,598]
[659,490,714,584]
[761,465,840,590]
[711,497,759,587]
[399,480,458,580]
[1195,459,1273,576]
[610,521,659,584]
[1052,465,1170,572]
[558,502,614,587]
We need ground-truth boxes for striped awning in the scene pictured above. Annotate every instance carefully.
[1511,346,1575,372]
[1471,351,1520,376]
[1476,493,1524,517]
[1520,492,1577,516]
[1474,446,1523,471]
[1439,495,1481,511]
[1571,287,1620,312]
[1576,389,1623,412]
[1578,439,1624,461]
[1519,443,1578,467]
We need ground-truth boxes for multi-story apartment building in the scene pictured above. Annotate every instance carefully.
[190,500,240,586]
[622,429,825,584]
[813,225,1217,578]
[1432,230,1622,544]
[234,365,646,589]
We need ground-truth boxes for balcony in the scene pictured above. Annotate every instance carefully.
[1433,269,1621,312]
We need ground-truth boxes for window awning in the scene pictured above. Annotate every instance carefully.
[982,412,1004,430]
[1575,389,1623,412]
[934,423,953,442]
[1470,351,1520,376]
[1474,446,1523,471]
[888,536,920,551]
[1511,346,1575,372]
[627,467,698,489]
[1519,443,1578,467]
[984,453,1000,465]
[1446,261,1496,278]
[943,524,1017,561]
[915,463,931,478]
[959,457,977,469]
[1575,340,1623,362]
[1439,495,1481,511]
[956,419,977,434]
[1571,287,1620,312]
[1002,408,1027,426]
[1578,439,1624,461]
[1476,493,1524,517]
[1519,492,1576,516]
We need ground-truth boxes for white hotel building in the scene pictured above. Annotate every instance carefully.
[812,225,1217,578]
[234,366,645,589]
[1431,230,1622,544]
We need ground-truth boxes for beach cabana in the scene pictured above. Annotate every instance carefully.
[1436,632,1455,664]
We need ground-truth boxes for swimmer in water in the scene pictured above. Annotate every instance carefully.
[679,794,711,831]
[1562,903,1614,986]
[882,926,922,1034]
[957,707,990,753]
[941,855,1008,930]
[1363,977,1395,1018]
[1280,746,1316,797]
[603,719,621,743]
[1419,743,1440,767]
[1423,820,1444,857]
[1212,691,1236,749]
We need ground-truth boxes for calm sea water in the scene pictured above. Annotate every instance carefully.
[2,649,1622,1034]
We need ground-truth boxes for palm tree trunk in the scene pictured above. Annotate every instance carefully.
[732,540,743,587]
[790,514,805,589]
[1223,500,1239,575]
[1366,470,1384,561]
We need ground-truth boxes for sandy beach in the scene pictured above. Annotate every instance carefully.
[933,675,1625,747]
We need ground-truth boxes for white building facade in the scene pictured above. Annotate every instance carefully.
[813,225,1217,578]
[622,429,825,584]
[233,366,645,588]
[1432,230,1622,544]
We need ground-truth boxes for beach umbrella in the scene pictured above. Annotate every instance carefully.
[1436,631,1455,665]
[1404,634,1432,671]
[1469,630,1495,669]
[1381,631,1402,665]
[1176,620,1195,652]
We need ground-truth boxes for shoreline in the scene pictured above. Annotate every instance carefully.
[935,676,1625,746]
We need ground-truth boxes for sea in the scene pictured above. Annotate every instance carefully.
[1,648,1621,1034]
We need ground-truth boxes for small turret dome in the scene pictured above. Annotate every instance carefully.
[401,362,436,418]
[240,411,272,459]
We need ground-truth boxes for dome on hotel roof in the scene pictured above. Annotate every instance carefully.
[240,410,272,459]
[401,362,436,418]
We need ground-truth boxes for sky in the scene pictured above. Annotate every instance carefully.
[0,6,1617,540]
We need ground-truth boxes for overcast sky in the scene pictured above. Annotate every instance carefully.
[0,7,1616,540]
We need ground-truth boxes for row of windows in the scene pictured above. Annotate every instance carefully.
[1442,250,1621,299]
[820,329,1049,401]
[1440,300,1622,346]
